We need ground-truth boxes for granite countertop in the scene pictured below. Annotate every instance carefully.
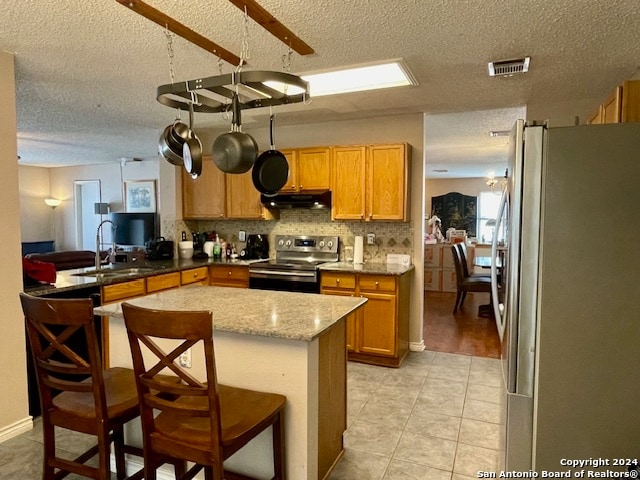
[25,257,266,296]
[318,262,414,276]
[95,285,367,342]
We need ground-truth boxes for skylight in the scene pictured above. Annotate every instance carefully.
[265,60,417,98]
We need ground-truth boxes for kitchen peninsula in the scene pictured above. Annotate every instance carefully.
[95,286,366,480]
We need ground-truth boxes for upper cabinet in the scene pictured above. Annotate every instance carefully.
[182,156,226,220]
[587,80,640,125]
[182,156,275,220]
[279,147,331,193]
[332,143,410,222]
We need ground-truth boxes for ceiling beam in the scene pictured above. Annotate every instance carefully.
[115,0,243,66]
[227,0,315,55]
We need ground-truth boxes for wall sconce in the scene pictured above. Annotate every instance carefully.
[44,198,62,209]
[94,202,110,215]
[486,177,498,190]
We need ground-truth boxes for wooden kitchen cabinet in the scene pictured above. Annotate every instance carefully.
[320,270,411,367]
[209,264,249,288]
[331,143,409,222]
[279,147,331,193]
[225,169,277,220]
[180,266,208,286]
[101,278,146,303]
[587,80,640,124]
[146,271,181,293]
[182,156,226,219]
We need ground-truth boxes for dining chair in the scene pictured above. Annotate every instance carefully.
[19,293,144,480]
[121,302,287,480]
[450,245,492,314]
[455,242,490,280]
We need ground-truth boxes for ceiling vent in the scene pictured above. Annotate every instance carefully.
[488,57,530,77]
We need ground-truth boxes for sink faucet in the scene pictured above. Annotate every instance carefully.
[96,220,117,270]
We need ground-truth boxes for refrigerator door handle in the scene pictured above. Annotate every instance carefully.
[492,186,508,341]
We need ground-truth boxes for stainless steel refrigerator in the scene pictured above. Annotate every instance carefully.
[491,120,640,472]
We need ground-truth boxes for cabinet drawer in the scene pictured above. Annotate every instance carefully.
[181,267,209,285]
[102,279,146,303]
[146,272,181,293]
[358,274,396,293]
[210,265,249,283]
[320,272,356,290]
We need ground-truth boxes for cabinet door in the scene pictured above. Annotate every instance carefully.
[358,292,397,357]
[279,149,298,193]
[297,147,331,191]
[101,279,146,303]
[367,144,408,221]
[180,267,209,285]
[209,265,249,288]
[182,157,226,219]
[602,86,622,124]
[331,146,366,220]
[225,170,264,219]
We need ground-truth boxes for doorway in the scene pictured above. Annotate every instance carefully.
[74,180,103,251]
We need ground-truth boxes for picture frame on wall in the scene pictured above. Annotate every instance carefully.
[124,180,156,213]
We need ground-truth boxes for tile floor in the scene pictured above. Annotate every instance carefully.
[0,350,504,480]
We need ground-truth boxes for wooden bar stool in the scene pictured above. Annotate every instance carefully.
[19,293,145,480]
[121,302,287,480]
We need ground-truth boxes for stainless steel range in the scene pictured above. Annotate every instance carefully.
[248,235,339,293]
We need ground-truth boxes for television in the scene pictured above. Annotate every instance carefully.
[109,212,158,247]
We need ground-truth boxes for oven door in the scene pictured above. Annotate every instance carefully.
[248,268,320,293]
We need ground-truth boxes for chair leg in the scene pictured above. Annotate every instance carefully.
[112,427,126,480]
[97,424,112,480]
[272,412,285,480]
[42,420,56,480]
[453,291,462,313]
[459,291,467,309]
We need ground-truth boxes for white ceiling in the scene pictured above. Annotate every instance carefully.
[2,0,640,177]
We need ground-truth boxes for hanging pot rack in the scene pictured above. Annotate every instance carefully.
[157,70,309,113]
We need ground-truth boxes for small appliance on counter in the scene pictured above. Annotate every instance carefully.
[241,234,269,260]
[146,237,174,260]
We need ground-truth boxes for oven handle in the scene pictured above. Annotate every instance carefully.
[249,269,316,278]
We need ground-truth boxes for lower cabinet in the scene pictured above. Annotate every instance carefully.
[180,267,209,286]
[209,264,249,288]
[320,270,411,367]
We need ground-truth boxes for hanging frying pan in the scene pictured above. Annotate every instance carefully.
[252,113,289,196]
[182,103,202,178]
[211,93,258,174]
[159,119,190,166]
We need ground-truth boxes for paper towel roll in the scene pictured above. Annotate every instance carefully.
[354,235,364,264]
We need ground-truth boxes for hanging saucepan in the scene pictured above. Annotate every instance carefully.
[211,93,258,174]
[252,113,289,196]
[182,103,202,179]
[158,118,190,166]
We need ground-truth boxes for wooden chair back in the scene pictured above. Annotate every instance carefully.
[451,245,467,287]
[122,302,225,466]
[456,242,472,278]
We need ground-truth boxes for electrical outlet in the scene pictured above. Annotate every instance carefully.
[178,348,192,368]
[239,230,246,242]
[367,233,376,245]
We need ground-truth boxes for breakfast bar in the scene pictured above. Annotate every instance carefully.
[94,285,366,480]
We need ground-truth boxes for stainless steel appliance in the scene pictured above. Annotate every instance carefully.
[492,120,640,473]
[249,235,339,293]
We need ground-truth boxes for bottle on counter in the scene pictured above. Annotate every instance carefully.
[213,234,222,259]
[226,242,232,259]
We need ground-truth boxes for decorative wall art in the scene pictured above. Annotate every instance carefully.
[124,180,156,213]
[431,192,477,237]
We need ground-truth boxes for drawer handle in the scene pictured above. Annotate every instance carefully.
[194,273,198,278]
[228,271,232,276]
[375,281,379,287]
[336,279,340,284]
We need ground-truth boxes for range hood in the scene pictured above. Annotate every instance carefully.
[261,190,331,209]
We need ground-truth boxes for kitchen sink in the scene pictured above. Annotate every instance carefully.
[72,267,158,278]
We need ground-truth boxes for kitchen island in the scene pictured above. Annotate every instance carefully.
[95,285,366,480]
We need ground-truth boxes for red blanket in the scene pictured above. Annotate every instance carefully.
[22,257,57,284]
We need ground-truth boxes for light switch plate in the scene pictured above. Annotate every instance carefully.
[239,230,246,242]
[386,254,411,266]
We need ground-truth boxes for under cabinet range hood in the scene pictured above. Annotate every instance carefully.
[261,190,331,209]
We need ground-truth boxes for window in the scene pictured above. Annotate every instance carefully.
[477,191,501,243]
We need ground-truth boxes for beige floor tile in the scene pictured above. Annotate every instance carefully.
[405,410,461,441]
[428,365,471,383]
[356,395,415,429]
[344,418,403,457]
[415,393,465,417]
[453,443,501,477]
[465,383,501,405]
[462,399,501,424]
[421,377,468,397]
[433,352,473,369]
[393,431,457,472]
[383,459,452,480]
[458,418,501,450]
[327,448,389,480]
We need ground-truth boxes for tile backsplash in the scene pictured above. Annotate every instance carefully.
[168,210,413,263]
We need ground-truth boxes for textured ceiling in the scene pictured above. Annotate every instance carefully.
[2,0,640,177]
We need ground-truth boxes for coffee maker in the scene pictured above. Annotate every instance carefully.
[244,234,269,259]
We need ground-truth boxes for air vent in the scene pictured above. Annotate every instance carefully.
[488,57,530,77]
